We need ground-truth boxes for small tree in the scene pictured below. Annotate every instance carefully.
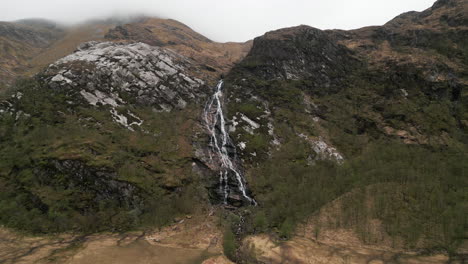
[223,227,238,261]
[253,211,268,232]
[279,218,294,239]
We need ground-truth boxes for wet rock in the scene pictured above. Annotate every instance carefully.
[200,81,257,206]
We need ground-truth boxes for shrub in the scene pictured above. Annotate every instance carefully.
[223,228,238,261]
[279,218,294,239]
[253,211,268,232]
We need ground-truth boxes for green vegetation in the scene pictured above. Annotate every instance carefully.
[254,79,305,112]
[252,211,267,233]
[223,227,238,261]
[228,102,264,120]
[228,62,467,252]
[245,140,467,251]
[391,30,468,65]
[0,79,206,233]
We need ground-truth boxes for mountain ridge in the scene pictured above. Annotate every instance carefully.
[0,16,251,88]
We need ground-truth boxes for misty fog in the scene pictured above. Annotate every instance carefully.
[2,0,436,42]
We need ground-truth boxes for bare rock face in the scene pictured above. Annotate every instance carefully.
[42,41,209,130]
[45,41,207,109]
[235,25,361,93]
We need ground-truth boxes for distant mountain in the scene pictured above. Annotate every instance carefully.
[14,18,60,29]
[0,19,117,87]
[0,19,63,87]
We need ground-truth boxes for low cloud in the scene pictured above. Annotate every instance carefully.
[1,0,435,42]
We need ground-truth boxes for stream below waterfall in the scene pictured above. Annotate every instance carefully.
[204,80,256,206]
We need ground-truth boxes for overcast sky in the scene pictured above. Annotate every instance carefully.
[2,0,436,42]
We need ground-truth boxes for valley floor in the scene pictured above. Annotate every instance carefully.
[242,235,451,264]
[0,208,458,264]
[0,210,228,264]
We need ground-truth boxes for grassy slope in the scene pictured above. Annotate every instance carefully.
[0,79,207,233]
[25,23,115,77]
[0,21,121,89]
[0,21,63,86]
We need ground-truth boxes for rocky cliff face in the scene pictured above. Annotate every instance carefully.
[0,24,250,233]
[237,26,361,86]
[330,0,468,86]
[0,11,258,233]
[0,39,217,233]
[44,41,207,118]
[0,16,252,90]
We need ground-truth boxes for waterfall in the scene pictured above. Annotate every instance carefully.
[204,80,257,206]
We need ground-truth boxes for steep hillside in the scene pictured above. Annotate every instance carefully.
[331,0,468,85]
[105,17,252,82]
[222,0,467,257]
[0,41,213,233]
[0,19,63,87]
[0,17,251,90]
[0,19,122,88]
[0,15,255,234]
[25,22,119,77]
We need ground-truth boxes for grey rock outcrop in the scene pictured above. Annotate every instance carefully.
[42,41,209,130]
[233,26,361,94]
[45,41,207,109]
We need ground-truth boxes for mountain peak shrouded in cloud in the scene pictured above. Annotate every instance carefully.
[2,0,436,42]
[0,14,252,86]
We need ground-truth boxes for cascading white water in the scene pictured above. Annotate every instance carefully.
[204,80,257,206]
